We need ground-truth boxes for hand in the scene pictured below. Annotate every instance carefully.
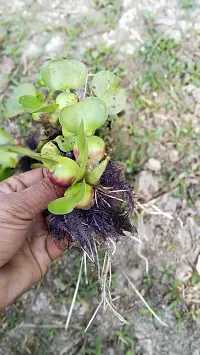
[0,168,66,309]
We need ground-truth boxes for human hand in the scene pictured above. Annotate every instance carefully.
[0,168,66,309]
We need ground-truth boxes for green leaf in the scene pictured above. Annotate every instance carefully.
[0,129,13,145]
[0,150,19,168]
[13,83,37,98]
[31,163,44,169]
[92,71,126,114]
[56,92,78,111]
[40,58,88,91]
[34,103,59,114]
[0,167,12,181]
[60,97,108,135]
[4,97,25,118]
[4,84,37,119]
[54,135,76,153]
[5,146,58,171]
[19,95,43,113]
[101,88,126,115]
[73,121,88,183]
[85,156,110,185]
[36,90,46,102]
[92,70,119,97]
[48,180,85,214]
[19,96,58,115]
[37,73,46,87]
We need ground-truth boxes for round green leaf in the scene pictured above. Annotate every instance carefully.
[4,97,25,118]
[4,84,37,119]
[91,71,126,114]
[13,83,37,98]
[40,59,88,91]
[19,95,43,113]
[59,97,108,135]
[56,92,78,111]
[101,87,126,115]
[92,71,119,97]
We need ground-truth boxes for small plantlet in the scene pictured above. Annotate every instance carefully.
[1,58,167,329]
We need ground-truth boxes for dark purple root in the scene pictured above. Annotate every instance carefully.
[47,161,136,255]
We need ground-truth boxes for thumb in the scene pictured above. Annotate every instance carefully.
[15,178,65,218]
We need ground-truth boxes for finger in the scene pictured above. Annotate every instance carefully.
[9,178,65,218]
[0,168,48,194]
[28,216,66,275]
[0,235,66,310]
[0,243,41,309]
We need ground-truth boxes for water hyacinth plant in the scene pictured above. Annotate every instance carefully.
[1,58,167,329]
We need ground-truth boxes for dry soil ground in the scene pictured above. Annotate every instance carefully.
[0,0,200,354]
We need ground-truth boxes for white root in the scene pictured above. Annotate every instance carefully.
[108,237,117,256]
[85,244,127,331]
[136,200,183,227]
[84,300,103,332]
[94,190,99,207]
[123,231,149,274]
[83,252,88,285]
[69,235,167,332]
[121,269,168,327]
[65,256,83,330]
[94,240,101,282]
[80,246,94,263]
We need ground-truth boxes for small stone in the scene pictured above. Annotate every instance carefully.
[195,199,200,210]
[194,23,200,31]
[147,158,161,172]
[169,149,179,163]
[191,88,200,103]
[155,17,176,26]
[53,278,66,291]
[196,255,200,275]
[175,263,193,282]
[136,171,159,201]
[23,42,42,60]
[0,57,15,93]
[195,104,200,118]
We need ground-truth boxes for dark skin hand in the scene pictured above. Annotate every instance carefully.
[0,168,66,309]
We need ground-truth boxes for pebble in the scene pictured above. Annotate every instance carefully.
[169,149,179,163]
[147,158,161,172]
[192,88,200,103]
[195,104,200,118]
[195,199,200,210]
[136,171,160,201]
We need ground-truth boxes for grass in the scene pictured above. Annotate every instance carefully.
[115,324,136,354]
[180,0,197,9]
[133,30,200,112]
[92,0,122,28]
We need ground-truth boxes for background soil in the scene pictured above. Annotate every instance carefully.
[0,0,200,354]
